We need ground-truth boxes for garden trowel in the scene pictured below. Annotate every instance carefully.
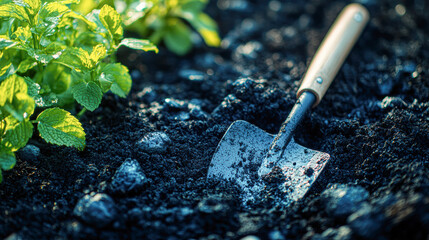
[208,4,369,205]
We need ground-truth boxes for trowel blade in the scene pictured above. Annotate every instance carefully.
[207,120,330,205]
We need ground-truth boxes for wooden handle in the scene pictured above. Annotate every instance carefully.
[297,3,369,107]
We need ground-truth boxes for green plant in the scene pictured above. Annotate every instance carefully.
[74,0,220,55]
[0,0,157,182]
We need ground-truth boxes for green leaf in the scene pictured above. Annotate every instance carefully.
[71,81,102,111]
[89,44,107,66]
[0,150,15,170]
[0,3,29,22]
[45,0,80,4]
[35,2,71,37]
[3,92,35,121]
[1,117,33,151]
[26,42,66,64]
[14,0,41,16]
[164,20,192,55]
[119,38,158,53]
[43,64,71,94]
[0,38,17,50]
[56,47,92,71]
[98,5,123,42]
[178,0,207,14]
[99,63,131,97]
[17,58,37,73]
[182,12,220,47]
[0,74,28,106]
[36,108,85,150]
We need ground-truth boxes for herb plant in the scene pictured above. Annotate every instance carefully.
[0,0,157,182]
[74,0,221,55]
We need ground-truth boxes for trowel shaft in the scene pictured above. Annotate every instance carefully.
[265,91,316,164]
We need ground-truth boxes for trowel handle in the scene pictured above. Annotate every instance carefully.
[297,3,369,107]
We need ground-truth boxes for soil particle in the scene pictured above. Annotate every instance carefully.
[73,193,117,228]
[110,158,149,195]
[136,131,171,153]
[16,144,40,162]
[321,184,369,219]
[313,226,353,240]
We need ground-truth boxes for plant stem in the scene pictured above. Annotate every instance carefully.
[77,108,87,118]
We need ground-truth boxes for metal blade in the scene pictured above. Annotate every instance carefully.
[208,120,330,205]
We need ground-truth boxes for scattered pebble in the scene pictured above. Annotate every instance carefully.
[234,41,263,60]
[347,204,384,239]
[240,236,260,240]
[73,193,117,228]
[313,226,353,240]
[380,96,407,109]
[137,131,171,153]
[178,69,206,82]
[111,158,148,194]
[172,112,191,121]
[321,184,369,218]
[17,144,40,162]
[163,98,187,110]
[268,230,285,240]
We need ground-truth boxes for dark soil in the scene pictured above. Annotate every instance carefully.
[1,0,428,239]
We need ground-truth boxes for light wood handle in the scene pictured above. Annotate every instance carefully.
[297,3,369,107]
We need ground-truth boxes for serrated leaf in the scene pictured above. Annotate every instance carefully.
[35,2,71,37]
[99,63,131,97]
[14,0,41,16]
[45,0,80,4]
[23,76,41,98]
[0,3,29,22]
[99,5,123,42]
[36,108,85,150]
[0,150,15,170]
[71,81,102,111]
[56,47,92,71]
[11,26,31,43]
[89,44,106,65]
[119,38,158,53]
[164,20,192,55]
[1,117,33,151]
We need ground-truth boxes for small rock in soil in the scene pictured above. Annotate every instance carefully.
[321,184,369,218]
[347,204,385,239]
[137,131,171,153]
[241,236,260,240]
[163,98,187,110]
[268,230,285,240]
[73,193,117,228]
[380,96,407,109]
[233,41,263,60]
[17,144,40,162]
[178,69,206,82]
[110,158,148,194]
[313,226,352,240]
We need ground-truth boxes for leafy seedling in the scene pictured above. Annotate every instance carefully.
[0,0,158,182]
